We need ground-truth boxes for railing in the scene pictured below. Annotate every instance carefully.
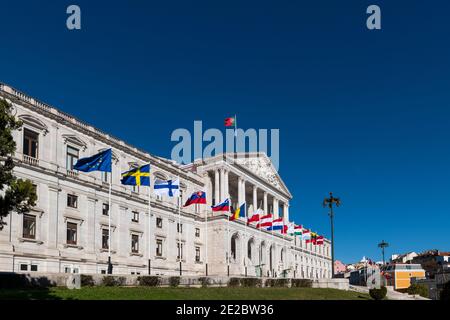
[22,154,39,166]
[66,169,79,179]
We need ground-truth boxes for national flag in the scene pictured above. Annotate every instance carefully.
[307,232,317,244]
[121,164,150,186]
[256,214,273,229]
[267,218,284,231]
[316,235,324,245]
[294,225,303,236]
[154,178,180,197]
[302,229,311,241]
[286,222,295,235]
[224,117,235,127]
[211,199,230,212]
[230,202,246,221]
[73,149,112,172]
[247,208,262,225]
[184,191,207,207]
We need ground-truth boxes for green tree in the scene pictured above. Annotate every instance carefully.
[0,99,36,230]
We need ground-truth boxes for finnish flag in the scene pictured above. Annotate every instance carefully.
[154,178,180,197]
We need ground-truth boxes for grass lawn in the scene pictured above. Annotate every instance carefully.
[0,287,371,300]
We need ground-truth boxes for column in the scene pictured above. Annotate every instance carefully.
[238,177,244,205]
[283,203,289,223]
[224,170,229,199]
[241,179,246,207]
[252,186,258,213]
[273,198,279,218]
[220,168,225,202]
[214,170,219,205]
[263,192,268,214]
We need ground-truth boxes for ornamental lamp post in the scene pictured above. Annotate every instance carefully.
[323,192,340,278]
[378,240,389,265]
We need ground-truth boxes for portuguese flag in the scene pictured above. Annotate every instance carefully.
[224,117,235,127]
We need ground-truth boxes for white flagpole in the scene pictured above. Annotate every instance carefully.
[177,175,182,275]
[108,167,112,274]
[205,202,208,276]
[148,177,151,275]
[234,114,237,138]
[227,196,230,276]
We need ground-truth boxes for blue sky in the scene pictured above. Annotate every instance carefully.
[1,0,449,263]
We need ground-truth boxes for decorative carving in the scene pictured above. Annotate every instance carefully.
[236,157,282,190]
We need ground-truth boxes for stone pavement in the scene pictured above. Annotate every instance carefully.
[349,285,430,300]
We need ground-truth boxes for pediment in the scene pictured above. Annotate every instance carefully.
[233,153,291,197]
[18,114,49,135]
[62,134,87,150]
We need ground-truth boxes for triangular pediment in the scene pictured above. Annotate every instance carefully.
[232,153,292,198]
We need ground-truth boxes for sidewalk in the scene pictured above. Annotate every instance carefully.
[348,285,430,300]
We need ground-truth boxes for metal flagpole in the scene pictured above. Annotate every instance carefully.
[227,196,230,276]
[234,114,237,138]
[178,176,182,276]
[205,202,208,276]
[148,175,151,275]
[107,167,113,274]
[244,203,248,277]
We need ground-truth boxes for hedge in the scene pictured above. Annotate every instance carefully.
[407,284,428,298]
[291,279,312,288]
[369,286,387,300]
[102,276,126,286]
[137,276,160,287]
[169,276,180,287]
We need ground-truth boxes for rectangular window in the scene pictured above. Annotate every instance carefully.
[195,228,200,237]
[101,171,110,183]
[156,217,162,228]
[30,265,38,272]
[66,222,77,245]
[156,239,163,257]
[177,242,183,260]
[102,229,109,249]
[195,246,201,262]
[23,128,39,158]
[177,223,183,233]
[66,146,79,170]
[20,264,28,271]
[102,203,109,216]
[132,211,139,223]
[31,184,38,201]
[67,194,78,208]
[131,234,139,253]
[64,267,71,273]
[23,214,36,239]
[101,270,106,274]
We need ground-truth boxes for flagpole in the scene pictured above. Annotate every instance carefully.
[234,114,237,138]
[178,175,182,276]
[227,196,230,276]
[107,167,113,274]
[148,179,151,275]
[244,203,248,277]
[205,203,208,276]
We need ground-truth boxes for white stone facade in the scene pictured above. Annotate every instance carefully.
[0,83,332,278]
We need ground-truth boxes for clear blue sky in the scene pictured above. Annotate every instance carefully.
[1,0,449,263]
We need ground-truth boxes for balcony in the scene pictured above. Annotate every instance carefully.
[22,154,39,167]
[66,169,79,179]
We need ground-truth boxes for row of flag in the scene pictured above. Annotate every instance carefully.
[73,149,325,246]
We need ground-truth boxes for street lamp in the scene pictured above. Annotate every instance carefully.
[378,240,389,265]
[323,192,340,278]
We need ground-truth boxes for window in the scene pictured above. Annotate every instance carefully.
[248,241,252,260]
[195,247,201,262]
[20,264,28,271]
[23,128,39,158]
[101,171,110,183]
[195,228,200,237]
[67,194,78,208]
[31,184,38,201]
[156,239,163,257]
[30,264,38,272]
[177,223,183,233]
[101,270,106,274]
[102,229,109,249]
[177,242,184,260]
[156,217,163,228]
[132,211,139,223]
[23,214,36,239]
[131,234,139,253]
[102,203,109,216]
[66,146,79,170]
[66,222,77,245]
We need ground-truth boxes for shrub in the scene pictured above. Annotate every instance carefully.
[369,286,387,300]
[440,281,450,301]
[169,276,180,287]
[137,276,160,287]
[228,278,241,287]
[265,279,275,287]
[198,277,210,287]
[407,284,428,298]
[240,278,262,287]
[274,279,290,287]
[102,276,125,287]
[80,275,95,287]
[291,279,312,288]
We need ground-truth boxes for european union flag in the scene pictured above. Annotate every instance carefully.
[73,149,112,172]
[121,164,150,186]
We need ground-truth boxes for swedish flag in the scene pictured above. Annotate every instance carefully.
[121,164,150,186]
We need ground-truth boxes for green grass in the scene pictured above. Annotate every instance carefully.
[0,287,370,300]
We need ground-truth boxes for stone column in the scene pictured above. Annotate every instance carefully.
[224,170,229,199]
[252,186,258,214]
[273,198,279,218]
[237,177,243,206]
[214,170,220,205]
[220,168,225,202]
[263,192,268,214]
[283,203,289,223]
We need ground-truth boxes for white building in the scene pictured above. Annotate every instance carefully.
[0,83,332,278]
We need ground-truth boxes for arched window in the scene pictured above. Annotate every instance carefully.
[230,233,238,261]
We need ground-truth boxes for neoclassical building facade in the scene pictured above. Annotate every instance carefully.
[0,83,332,279]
